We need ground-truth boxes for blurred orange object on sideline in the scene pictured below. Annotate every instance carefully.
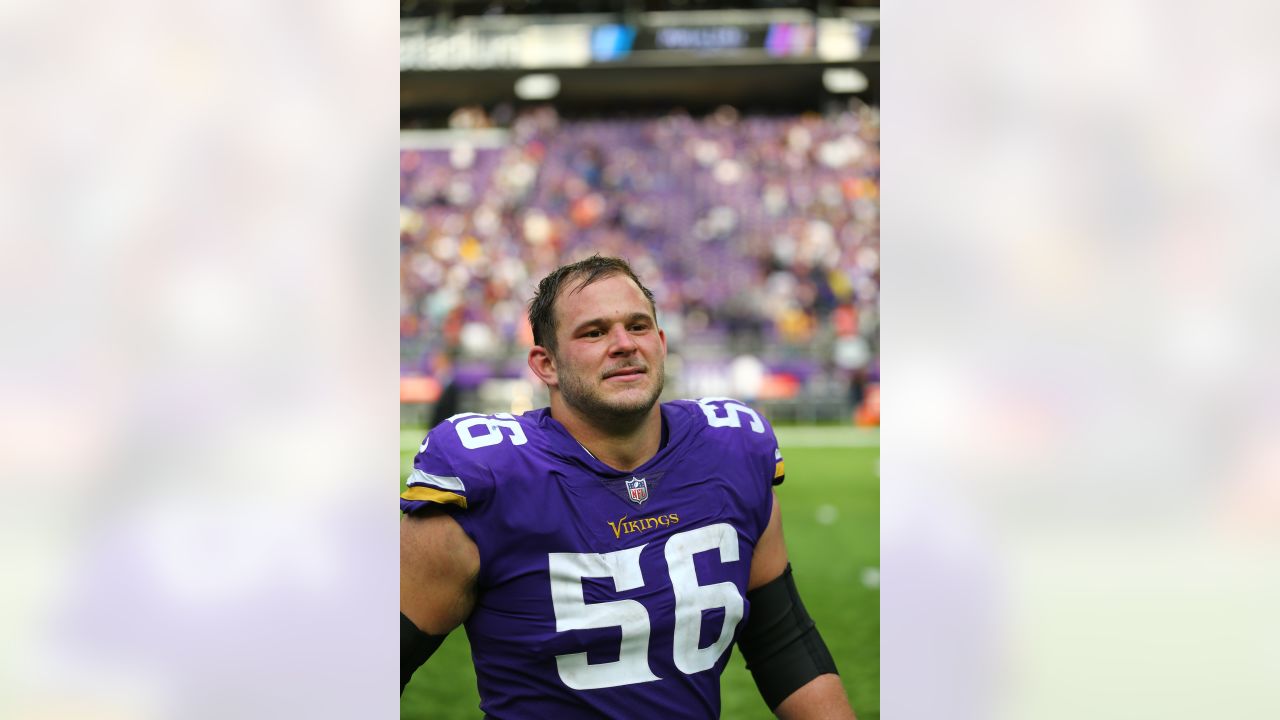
[400,376,442,404]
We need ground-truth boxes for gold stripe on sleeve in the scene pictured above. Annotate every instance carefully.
[774,461,785,479]
[401,485,468,509]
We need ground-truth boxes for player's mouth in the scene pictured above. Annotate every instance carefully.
[603,366,646,381]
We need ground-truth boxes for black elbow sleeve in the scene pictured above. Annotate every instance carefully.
[401,613,447,694]
[737,565,839,710]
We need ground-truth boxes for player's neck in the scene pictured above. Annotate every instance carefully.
[552,402,662,472]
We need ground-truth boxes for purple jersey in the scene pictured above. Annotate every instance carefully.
[401,398,786,719]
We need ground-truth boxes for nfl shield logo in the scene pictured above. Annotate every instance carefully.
[626,477,648,504]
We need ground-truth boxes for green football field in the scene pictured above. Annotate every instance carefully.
[400,426,880,719]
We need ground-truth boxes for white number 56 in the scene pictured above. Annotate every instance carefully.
[547,523,744,690]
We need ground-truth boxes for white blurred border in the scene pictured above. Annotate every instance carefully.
[0,2,399,717]
[886,1,1280,718]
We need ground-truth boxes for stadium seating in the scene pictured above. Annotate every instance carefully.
[400,106,879,421]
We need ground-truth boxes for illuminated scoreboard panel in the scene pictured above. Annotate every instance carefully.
[592,21,868,63]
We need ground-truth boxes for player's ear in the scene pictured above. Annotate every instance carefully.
[527,345,558,387]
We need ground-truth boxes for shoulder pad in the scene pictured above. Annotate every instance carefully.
[400,412,531,514]
[682,397,785,485]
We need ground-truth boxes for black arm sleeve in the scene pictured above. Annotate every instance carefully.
[737,564,839,710]
[401,612,447,694]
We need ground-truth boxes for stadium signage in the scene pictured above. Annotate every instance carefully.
[401,30,519,70]
[654,26,748,51]
[591,22,835,62]
[401,25,592,71]
[400,18,868,70]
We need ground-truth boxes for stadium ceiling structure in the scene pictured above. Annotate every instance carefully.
[401,61,877,114]
[400,4,878,118]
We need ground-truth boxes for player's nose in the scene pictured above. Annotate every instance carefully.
[606,324,637,354]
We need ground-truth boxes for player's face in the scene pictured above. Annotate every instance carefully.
[550,274,666,422]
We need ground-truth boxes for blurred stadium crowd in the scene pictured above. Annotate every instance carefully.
[400,103,879,423]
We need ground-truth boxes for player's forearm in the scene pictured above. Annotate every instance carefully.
[773,674,857,720]
[401,511,480,692]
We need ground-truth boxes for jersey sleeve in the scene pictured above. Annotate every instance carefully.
[755,409,785,539]
[770,434,786,486]
[688,397,784,540]
[400,419,495,516]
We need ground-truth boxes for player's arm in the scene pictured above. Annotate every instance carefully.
[400,507,480,694]
[742,491,857,719]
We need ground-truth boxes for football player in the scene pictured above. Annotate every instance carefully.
[402,256,855,718]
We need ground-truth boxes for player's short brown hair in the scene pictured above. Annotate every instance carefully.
[528,255,656,355]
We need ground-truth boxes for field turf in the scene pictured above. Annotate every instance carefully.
[400,426,879,719]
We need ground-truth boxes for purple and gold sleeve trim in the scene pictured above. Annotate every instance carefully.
[400,485,468,509]
[773,447,785,484]
[402,469,469,509]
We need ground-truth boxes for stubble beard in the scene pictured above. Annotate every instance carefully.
[556,360,665,427]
